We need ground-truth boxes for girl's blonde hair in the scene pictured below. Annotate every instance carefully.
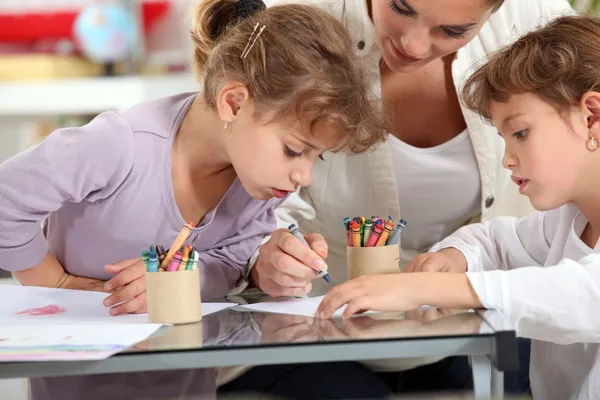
[462,15,600,121]
[190,0,385,153]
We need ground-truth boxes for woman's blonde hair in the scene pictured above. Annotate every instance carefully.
[190,0,385,153]
[462,15,600,121]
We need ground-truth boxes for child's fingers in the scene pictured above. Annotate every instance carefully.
[342,298,370,319]
[104,260,145,291]
[317,287,352,319]
[104,275,146,307]
[109,292,147,316]
[305,233,328,259]
[104,257,142,273]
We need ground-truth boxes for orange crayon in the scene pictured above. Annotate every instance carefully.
[376,221,395,247]
[159,221,194,271]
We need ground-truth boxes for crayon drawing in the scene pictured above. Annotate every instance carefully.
[16,304,66,316]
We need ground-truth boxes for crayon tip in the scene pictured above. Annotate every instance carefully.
[322,273,331,283]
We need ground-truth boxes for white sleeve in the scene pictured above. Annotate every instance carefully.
[468,256,600,344]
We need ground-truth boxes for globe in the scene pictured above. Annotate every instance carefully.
[73,3,139,64]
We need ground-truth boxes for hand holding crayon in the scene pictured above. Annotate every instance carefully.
[250,228,329,298]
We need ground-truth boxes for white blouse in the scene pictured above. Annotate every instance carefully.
[388,131,481,258]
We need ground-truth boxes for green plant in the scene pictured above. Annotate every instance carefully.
[569,0,600,14]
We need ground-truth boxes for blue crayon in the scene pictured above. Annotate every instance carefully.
[148,246,158,272]
[288,224,331,283]
[387,219,407,245]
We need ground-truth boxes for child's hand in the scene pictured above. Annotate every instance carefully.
[103,258,147,316]
[258,314,320,344]
[252,228,328,297]
[403,248,467,273]
[316,274,422,319]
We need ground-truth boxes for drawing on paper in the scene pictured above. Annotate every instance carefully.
[15,305,66,316]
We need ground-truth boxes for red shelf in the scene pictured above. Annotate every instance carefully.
[0,1,170,42]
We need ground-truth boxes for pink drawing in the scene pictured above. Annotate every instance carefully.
[16,305,66,316]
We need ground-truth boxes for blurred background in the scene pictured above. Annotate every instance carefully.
[0,0,198,166]
[0,0,597,164]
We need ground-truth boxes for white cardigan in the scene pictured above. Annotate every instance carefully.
[264,0,574,293]
[431,204,600,400]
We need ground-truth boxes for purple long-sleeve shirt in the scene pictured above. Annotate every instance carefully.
[0,92,282,299]
[0,93,283,399]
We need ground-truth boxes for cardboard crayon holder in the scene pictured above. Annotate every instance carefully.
[145,269,202,325]
[346,244,401,280]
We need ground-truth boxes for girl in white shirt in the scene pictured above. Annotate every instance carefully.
[318,15,600,400]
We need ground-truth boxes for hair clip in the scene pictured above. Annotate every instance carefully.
[240,22,266,59]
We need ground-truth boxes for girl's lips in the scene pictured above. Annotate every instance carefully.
[511,176,530,194]
[271,188,291,199]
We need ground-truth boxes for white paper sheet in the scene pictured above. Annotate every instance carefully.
[239,296,432,318]
[238,295,377,318]
[0,285,238,362]
[0,285,237,325]
[201,302,238,316]
[0,324,162,362]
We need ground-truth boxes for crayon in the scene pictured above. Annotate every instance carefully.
[376,220,395,247]
[141,250,150,272]
[288,223,331,283]
[351,221,362,248]
[186,248,195,270]
[387,219,407,245]
[148,246,158,273]
[366,222,383,247]
[179,245,191,271]
[156,245,166,265]
[343,217,351,230]
[192,249,199,270]
[160,222,194,271]
[167,250,183,272]
[363,219,373,247]
[347,224,353,246]
[359,220,365,245]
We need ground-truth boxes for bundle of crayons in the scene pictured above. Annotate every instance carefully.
[142,244,199,272]
[143,221,198,272]
[345,216,407,247]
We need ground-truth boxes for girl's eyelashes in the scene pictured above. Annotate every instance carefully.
[319,154,325,161]
[284,146,303,158]
[389,0,413,16]
[513,129,528,140]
